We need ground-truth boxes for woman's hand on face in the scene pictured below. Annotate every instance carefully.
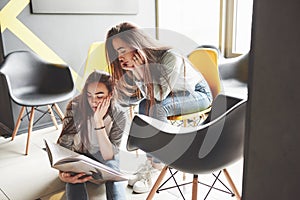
[132,49,146,80]
[132,49,146,66]
[94,96,111,122]
[58,171,92,184]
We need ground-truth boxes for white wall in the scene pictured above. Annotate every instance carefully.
[1,0,156,73]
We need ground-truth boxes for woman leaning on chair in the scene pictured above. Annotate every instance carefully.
[105,22,213,193]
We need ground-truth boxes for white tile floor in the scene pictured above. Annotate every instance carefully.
[0,124,243,200]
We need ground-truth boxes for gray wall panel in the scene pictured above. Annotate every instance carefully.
[243,0,300,199]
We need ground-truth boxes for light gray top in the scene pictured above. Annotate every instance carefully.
[136,49,207,101]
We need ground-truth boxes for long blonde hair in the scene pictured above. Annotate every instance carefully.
[105,22,171,112]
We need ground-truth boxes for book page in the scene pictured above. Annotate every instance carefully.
[44,139,79,165]
[44,139,128,183]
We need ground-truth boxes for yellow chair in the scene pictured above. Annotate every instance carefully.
[167,47,221,127]
[83,42,109,81]
[189,47,221,99]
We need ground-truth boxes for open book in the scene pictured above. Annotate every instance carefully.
[44,139,128,184]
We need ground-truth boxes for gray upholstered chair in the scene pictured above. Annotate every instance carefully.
[127,94,247,200]
[0,51,75,155]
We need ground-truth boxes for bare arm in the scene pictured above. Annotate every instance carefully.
[93,96,114,160]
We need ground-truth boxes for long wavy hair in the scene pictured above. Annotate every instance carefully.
[105,22,171,113]
[78,70,113,132]
[68,71,113,151]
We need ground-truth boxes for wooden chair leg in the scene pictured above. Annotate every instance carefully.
[25,107,35,155]
[53,103,65,120]
[182,172,186,181]
[223,168,241,200]
[11,106,26,141]
[147,165,169,200]
[48,105,58,130]
[135,149,139,158]
[192,174,198,200]
[183,119,187,127]
[129,105,134,120]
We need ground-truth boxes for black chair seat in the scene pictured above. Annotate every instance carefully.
[12,90,75,106]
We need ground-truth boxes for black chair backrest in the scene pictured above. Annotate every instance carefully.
[127,94,247,174]
[0,51,74,105]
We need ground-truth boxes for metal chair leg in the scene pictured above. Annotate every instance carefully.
[149,168,239,200]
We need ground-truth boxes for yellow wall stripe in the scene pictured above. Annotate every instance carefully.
[0,0,83,90]
[9,19,81,83]
[0,0,29,31]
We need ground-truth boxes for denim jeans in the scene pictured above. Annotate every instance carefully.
[138,81,212,122]
[65,154,126,200]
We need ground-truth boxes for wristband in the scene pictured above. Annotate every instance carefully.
[94,126,105,130]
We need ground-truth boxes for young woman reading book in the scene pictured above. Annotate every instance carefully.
[57,70,127,200]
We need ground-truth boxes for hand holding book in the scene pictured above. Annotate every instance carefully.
[59,171,93,184]
[44,139,128,184]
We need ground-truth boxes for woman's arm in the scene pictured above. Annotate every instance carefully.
[94,103,127,160]
[57,100,77,149]
[153,51,183,101]
[108,106,127,153]
[94,97,114,160]
[94,97,127,159]
[57,99,93,183]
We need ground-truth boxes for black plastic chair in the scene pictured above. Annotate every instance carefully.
[0,51,75,155]
[127,94,247,200]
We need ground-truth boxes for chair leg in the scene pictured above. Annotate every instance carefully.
[25,107,35,155]
[223,168,241,200]
[182,172,186,181]
[48,105,58,130]
[11,106,26,141]
[183,119,187,127]
[129,105,134,120]
[135,149,139,158]
[129,105,139,157]
[192,174,198,200]
[53,103,65,120]
[147,165,169,200]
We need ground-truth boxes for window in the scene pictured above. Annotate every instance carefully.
[233,0,253,54]
[158,0,220,49]
[158,0,253,56]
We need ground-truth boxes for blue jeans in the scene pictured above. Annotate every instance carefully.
[65,153,126,200]
[138,81,212,122]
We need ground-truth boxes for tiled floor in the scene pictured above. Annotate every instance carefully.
[0,124,243,200]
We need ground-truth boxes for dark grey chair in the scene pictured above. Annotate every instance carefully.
[0,51,75,155]
[219,52,249,84]
[127,94,247,200]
